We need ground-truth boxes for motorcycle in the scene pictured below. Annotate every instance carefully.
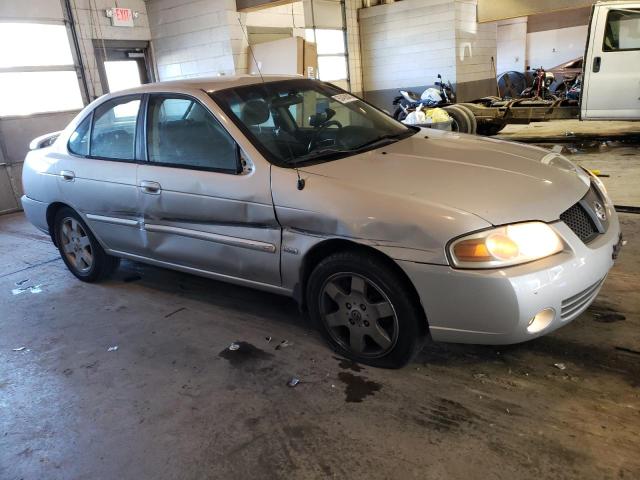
[520,66,556,100]
[392,74,456,121]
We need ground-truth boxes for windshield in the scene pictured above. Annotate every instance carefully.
[211,79,415,166]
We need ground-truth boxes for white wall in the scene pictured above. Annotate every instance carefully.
[345,0,363,94]
[455,0,497,85]
[245,1,304,32]
[359,0,456,92]
[148,0,240,80]
[70,0,151,99]
[497,17,527,73]
[1,0,151,212]
[527,25,588,69]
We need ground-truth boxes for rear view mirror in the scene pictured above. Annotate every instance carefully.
[309,108,336,127]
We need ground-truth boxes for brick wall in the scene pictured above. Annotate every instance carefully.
[147,0,240,80]
[70,0,151,98]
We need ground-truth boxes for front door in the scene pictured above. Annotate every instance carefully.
[582,4,640,119]
[137,93,281,286]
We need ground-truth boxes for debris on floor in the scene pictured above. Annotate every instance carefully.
[593,311,626,323]
[615,346,640,356]
[107,345,119,352]
[11,284,43,295]
[287,377,300,387]
[218,341,274,366]
[12,346,26,352]
[275,340,291,350]
[553,363,567,370]
[265,336,272,343]
[164,307,186,318]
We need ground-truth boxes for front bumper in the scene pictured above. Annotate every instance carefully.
[398,215,622,345]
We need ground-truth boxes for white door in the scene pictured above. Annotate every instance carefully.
[582,3,640,119]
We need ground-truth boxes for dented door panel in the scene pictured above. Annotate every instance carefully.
[137,163,281,285]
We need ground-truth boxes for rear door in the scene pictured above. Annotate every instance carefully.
[137,93,281,286]
[582,3,640,119]
[57,95,144,254]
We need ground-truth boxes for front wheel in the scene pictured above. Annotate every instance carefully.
[307,250,425,368]
[54,207,120,282]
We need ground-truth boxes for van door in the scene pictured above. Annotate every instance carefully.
[137,93,281,286]
[582,3,640,119]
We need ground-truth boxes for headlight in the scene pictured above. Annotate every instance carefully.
[449,222,564,268]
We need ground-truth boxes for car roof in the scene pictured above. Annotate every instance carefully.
[106,74,302,98]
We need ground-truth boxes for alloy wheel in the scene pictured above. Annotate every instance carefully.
[59,217,93,273]
[319,272,399,358]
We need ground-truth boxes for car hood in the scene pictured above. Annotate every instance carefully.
[300,129,590,226]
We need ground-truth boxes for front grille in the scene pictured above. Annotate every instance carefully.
[560,202,599,243]
[560,277,605,320]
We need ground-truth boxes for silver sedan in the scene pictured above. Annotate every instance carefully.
[22,76,622,368]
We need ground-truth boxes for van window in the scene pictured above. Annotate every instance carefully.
[603,9,640,51]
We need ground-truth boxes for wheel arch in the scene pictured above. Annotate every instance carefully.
[295,238,428,334]
[46,201,73,246]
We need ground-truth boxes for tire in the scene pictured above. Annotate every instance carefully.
[456,104,477,134]
[306,250,426,368]
[443,105,472,134]
[53,207,120,282]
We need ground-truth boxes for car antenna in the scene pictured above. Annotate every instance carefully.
[236,14,305,191]
[237,14,264,84]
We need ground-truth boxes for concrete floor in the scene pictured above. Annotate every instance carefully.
[1,206,639,478]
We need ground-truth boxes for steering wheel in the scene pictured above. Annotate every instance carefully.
[307,120,343,153]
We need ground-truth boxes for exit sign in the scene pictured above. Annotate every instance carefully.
[108,7,135,27]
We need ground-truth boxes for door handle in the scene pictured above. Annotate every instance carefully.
[139,180,162,195]
[593,56,601,73]
[60,170,75,181]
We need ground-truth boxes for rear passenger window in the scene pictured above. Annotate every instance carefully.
[68,115,91,156]
[147,96,239,173]
[90,96,140,160]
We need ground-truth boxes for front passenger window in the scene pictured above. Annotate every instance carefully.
[147,96,239,173]
[90,97,140,160]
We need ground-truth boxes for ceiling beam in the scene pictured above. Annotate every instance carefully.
[477,0,594,23]
[236,0,296,13]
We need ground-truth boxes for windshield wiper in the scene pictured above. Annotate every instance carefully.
[353,133,405,151]
[286,148,349,166]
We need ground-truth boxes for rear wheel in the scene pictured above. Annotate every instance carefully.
[54,207,120,282]
[456,104,477,134]
[307,250,425,368]
[444,105,475,134]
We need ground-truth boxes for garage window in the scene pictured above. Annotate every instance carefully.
[305,29,348,81]
[0,23,83,116]
[603,9,640,51]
